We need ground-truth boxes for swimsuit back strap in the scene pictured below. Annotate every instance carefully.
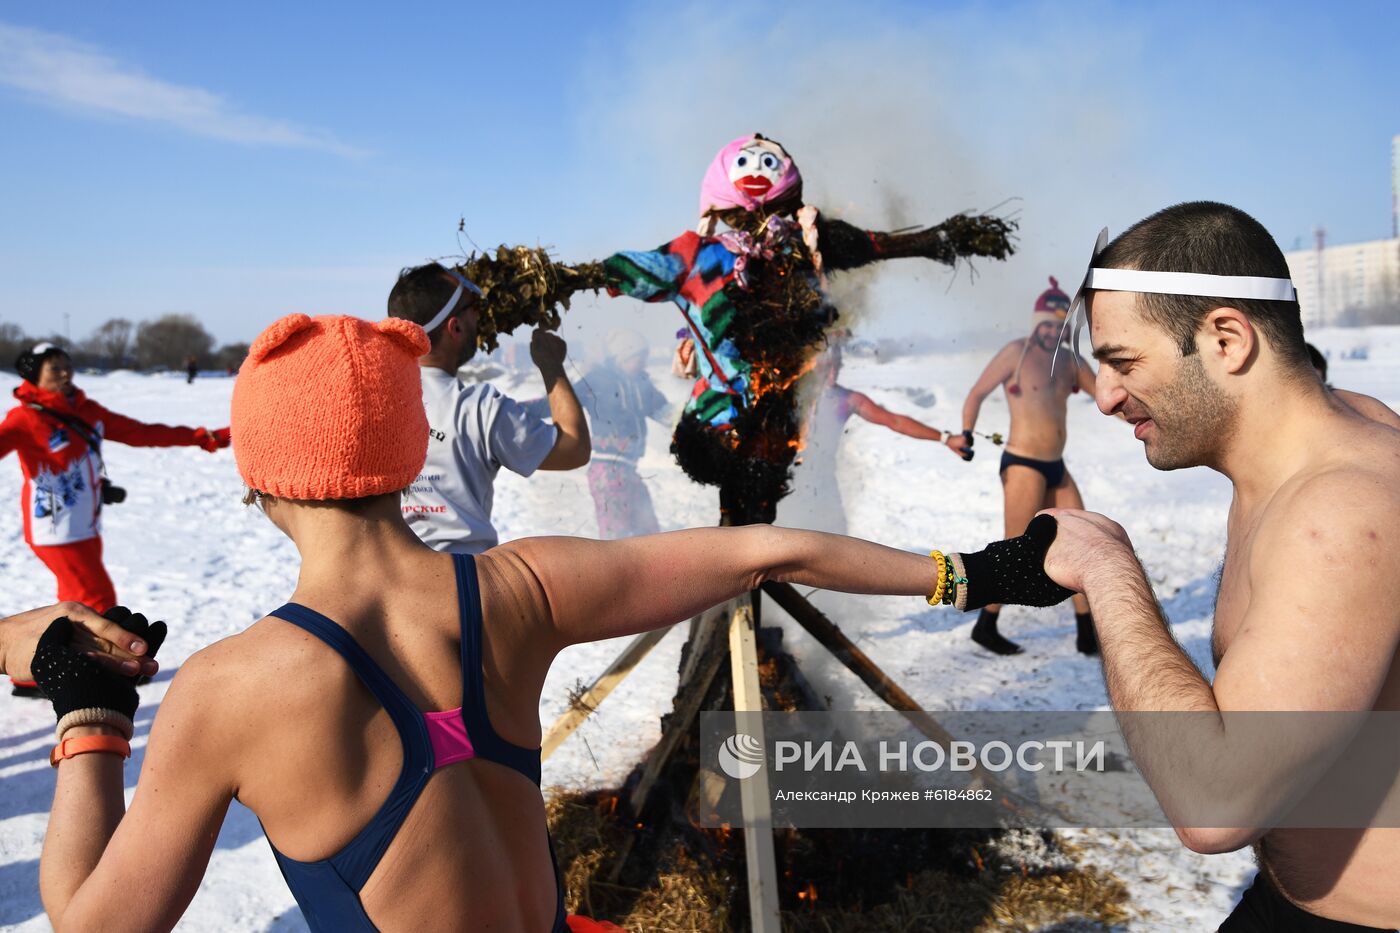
[452,554,542,786]
[452,555,560,925]
[269,603,435,890]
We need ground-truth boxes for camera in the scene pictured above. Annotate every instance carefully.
[101,479,127,505]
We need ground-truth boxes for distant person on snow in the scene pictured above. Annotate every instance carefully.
[576,328,670,539]
[779,340,970,536]
[954,278,1101,656]
[1305,341,1400,429]
[387,263,590,554]
[184,355,198,385]
[0,343,229,695]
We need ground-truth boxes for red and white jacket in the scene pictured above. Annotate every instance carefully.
[0,381,224,546]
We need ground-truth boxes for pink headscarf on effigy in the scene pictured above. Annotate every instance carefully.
[697,134,803,235]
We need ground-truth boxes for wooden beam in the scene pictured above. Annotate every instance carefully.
[762,583,1064,822]
[541,625,674,761]
[728,595,783,933]
[762,582,960,741]
[625,603,732,819]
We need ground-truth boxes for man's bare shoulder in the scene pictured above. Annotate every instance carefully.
[985,340,1025,375]
[1334,388,1400,430]
[1256,457,1400,570]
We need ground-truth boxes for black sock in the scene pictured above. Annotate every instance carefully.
[971,609,1023,656]
[1075,612,1099,655]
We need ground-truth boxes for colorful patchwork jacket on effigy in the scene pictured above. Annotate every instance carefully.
[603,228,773,430]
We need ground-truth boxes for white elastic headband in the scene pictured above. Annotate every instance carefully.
[31,342,56,355]
[422,269,483,335]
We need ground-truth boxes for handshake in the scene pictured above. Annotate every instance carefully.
[953,514,1073,610]
[28,607,167,749]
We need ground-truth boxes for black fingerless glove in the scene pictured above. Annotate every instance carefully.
[30,607,167,738]
[104,606,167,685]
[957,514,1074,609]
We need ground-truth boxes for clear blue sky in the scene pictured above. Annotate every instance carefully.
[1,0,1397,347]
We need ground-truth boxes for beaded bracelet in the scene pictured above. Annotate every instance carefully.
[948,552,970,611]
[946,561,968,606]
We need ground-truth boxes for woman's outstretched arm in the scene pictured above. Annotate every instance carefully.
[505,525,940,648]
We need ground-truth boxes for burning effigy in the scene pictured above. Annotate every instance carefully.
[457,132,1015,522]
[450,136,1131,930]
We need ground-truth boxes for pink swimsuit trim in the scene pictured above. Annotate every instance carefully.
[424,708,476,768]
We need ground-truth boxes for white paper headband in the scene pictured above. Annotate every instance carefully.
[1084,268,1296,302]
[1054,227,1299,374]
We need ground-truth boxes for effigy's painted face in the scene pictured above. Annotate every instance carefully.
[728,140,789,199]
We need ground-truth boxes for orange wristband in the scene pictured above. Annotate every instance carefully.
[50,735,131,768]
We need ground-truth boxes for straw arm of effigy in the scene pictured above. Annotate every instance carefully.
[816,212,1017,271]
[454,246,608,353]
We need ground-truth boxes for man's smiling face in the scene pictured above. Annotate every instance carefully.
[1089,289,1237,471]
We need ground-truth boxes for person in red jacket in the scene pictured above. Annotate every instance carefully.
[1,343,229,695]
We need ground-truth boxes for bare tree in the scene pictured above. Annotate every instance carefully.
[214,342,250,372]
[134,314,215,370]
[0,322,32,371]
[83,318,135,367]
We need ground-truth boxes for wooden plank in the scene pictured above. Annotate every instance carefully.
[541,625,674,761]
[625,603,732,818]
[729,595,783,933]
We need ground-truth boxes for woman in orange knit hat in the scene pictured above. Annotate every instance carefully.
[32,312,1071,932]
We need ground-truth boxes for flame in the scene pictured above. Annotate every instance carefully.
[796,881,818,903]
[971,846,985,872]
[748,351,821,402]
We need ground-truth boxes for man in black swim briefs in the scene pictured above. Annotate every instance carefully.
[954,278,1101,656]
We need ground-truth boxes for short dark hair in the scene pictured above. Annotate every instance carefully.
[1092,201,1309,372]
[15,343,70,384]
[1305,342,1327,379]
[387,262,469,346]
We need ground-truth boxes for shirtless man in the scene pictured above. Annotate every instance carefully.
[955,278,1099,656]
[1041,202,1400,931]
[1306,342,1400,429]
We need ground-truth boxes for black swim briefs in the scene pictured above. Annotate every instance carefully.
[999,451,1067,488]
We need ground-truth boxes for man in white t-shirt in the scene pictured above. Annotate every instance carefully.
[388,262,590,553]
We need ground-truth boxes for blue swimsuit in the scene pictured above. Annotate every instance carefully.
[261,553,568,932]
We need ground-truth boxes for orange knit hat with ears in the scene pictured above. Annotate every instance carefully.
[231,314,430,500]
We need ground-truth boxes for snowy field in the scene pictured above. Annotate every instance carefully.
[1,326,1396,931]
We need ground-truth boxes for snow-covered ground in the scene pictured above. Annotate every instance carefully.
[1,326,1395,931]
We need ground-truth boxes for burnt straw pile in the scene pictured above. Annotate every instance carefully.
[548,625,1129,932]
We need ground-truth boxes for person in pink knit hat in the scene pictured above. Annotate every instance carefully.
[34,311,1059,933]
[954,278,1101,657]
